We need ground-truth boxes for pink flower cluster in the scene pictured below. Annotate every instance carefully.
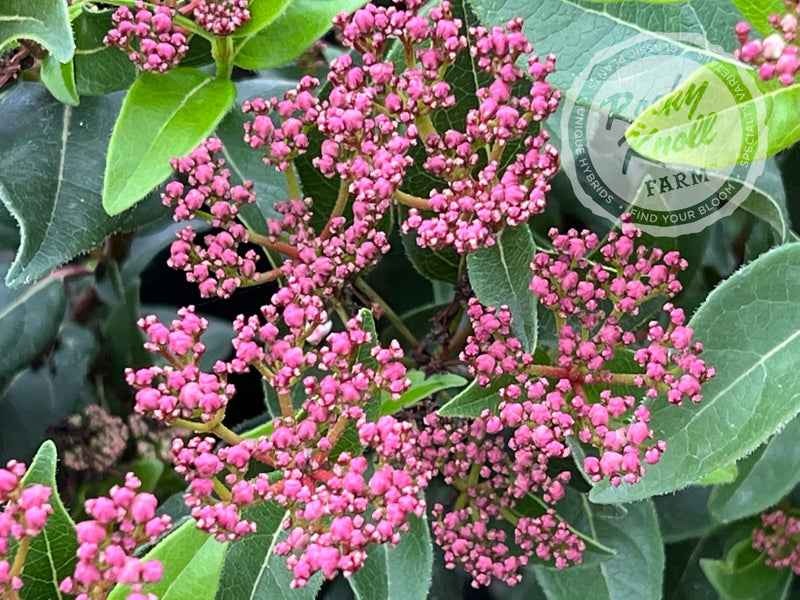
[460,218,713,487]
[415,413,582,586]
[60,473,171,600]
[0,461,52,596]
[401,17,560,253]
[126,306,235,424]
[192,0,250,36]
[162,138,261,299]
[157,307,427,587]
[752,509,800,574]
[735,0,799,85]
[104,1,188,73]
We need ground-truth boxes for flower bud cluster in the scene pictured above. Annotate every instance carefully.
[1,461,52,596]
[402,17,560,253]
[126,306,235,424]
[157,307,426,587]
[460,218,713,487]
[752,509,800,574]
[192,0,250,36]
[59,405,130,473]
[414,413,582,587]
[59,473,171,600]
[735,0,799,85]
[162,138,261,299]
[104,1,188,73]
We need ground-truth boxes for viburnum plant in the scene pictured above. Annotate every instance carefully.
[0,0,798,599]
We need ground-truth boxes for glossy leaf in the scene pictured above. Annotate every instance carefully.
[0,84,167,288]
[469,0,744,99]
[108,519,228,600]
[626,60,800,168]
[437,374,514,417]
[16,441,78,600]
[591,242,800,503]
[0,263,65,392]
[40,55,78,106]
[0,0,74,62]
[348,514,433,600]
[0,324,97,462]
[232,0,366,70]
[708,414,800,525]
[732,0,785,36]
[467,224,537,352]
[72,6,138,96]
[700,538,793,600]
[534,499,662,600]
[381,371,467,416]
[653,485,714,543]
[400,223,461,283]
[232,0,293,37]
[103,68,236,215]
[216,501,323,600]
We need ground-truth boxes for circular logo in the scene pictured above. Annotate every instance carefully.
[560,34,767,236]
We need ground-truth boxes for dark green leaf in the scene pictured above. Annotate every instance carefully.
[534,499,662,600]
[0,84,167,287]
[348,514,433,600]
[0,263,65,392]
[40,55,79,106]
[216,501,323,600]
[591,242,800,503]
[232,0,366,70]
[16,441,78,600]
[437,374,514,417]
[400,223,461,284]
[381,371,467,416]
[700,538,793,600]
[708,414,800,525]
[103,68,236,215]
[72,6,137,96]
[653,485,714,543]
[0,0,74,62]
[467,225,537,352]
[0,323,97,462]
[108,519,228,600]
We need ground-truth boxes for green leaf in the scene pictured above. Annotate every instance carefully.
[467,225,537,352]
[16,441,78,600]
[216,501,323,600]
[468,0,745,99]
[232,0,293,37]
[708,414,800,525]
[103,68,236,215]
[400,222,461,284]
[0,0,74,62]
[591,242,800,503]
[0,263,65,392]
[653,485,714,543]
[232,0,366,70]
[0,324,98,462]
[108,519,228,600]
[700,538,793,600]
[381,371,467,416]
[0,84,167,288]
[626,60,800,168]
[732,0,785,36]
[437,374,514,418]
[348,514,433,600]
[40,55,79,106]
[72,6,137,96]
[534,499,663,600]
[694,463,739,485]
